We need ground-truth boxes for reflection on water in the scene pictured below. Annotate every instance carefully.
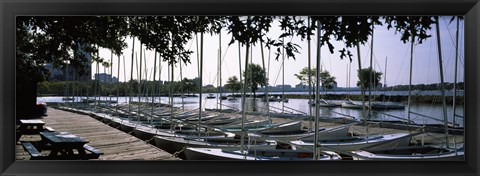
[39,93,464,127]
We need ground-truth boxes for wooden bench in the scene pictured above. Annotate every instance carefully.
[83,144,103,159]
[44,126,55,132]
[83,144,103,155]
[17,126,55,142]
[21,142,45,160]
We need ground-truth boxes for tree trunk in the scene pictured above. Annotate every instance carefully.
[16,79,40,119]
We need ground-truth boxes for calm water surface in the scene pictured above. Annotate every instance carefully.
[38,92,464,127]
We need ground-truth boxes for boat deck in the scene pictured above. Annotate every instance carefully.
[16,108,180,160]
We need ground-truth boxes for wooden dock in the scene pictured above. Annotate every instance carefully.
[16,108,179,160]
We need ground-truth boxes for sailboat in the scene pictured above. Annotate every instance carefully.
[341,99,366,109]
[206,93,216,99]
[227,96,237,101]
[260,123,352,142]
[153,134,278,159]
[309,98,337,107]
[292,23,414,154]
[350,16,465,161]
[350,145,464,160]
[290,132,414,152]
[365,57,405,110]
[184,147,342,160]
[368,102,405,110]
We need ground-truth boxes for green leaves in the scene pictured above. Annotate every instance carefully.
[384,16,434,44]
[357,67,383,89]
[242,64,267,93]
[17,16,128,82]
[224,76,242,94]
[319,70,337,91]
[294,67,317,86]
[17,15,453,84]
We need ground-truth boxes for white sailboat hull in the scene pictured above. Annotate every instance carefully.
[153,135,277,158]
[341,102,365,109]
[351,146,464,160]
[290,133,412,152]
[184,148,342,160]
[258,121,303,134]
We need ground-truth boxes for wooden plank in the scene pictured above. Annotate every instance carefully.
[83,144,104,155]
[21,142,42,158]
[14,108,179,160]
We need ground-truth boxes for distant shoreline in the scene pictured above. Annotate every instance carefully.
[39,92,464,105]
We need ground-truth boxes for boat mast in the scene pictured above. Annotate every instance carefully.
[307,17,313,129]
[356,41,367,140]
[169,54,174,131]
[384,57,387,101]
[240,16,251,154]
[260,40,269,119]
[122,55,126,108]
[218,31,222,110]
[157,54,163,125]
[128,37,135,121]
[452,17,460,128]
[282,38,285,112]
[150,50,157,126]
[238,42,243,93]
[313,19,321,160]
[137,42,143,124]
[453,17,460,153]
[198,32,204,138]
[367,24,374,139]
[435,16,449,148]
[347,60,350,100]
[116,54,120,115]
[215,52,219,107]
[240,42,251,153]
[180,57,184,111]
[267,42,272,118]
[110,52,113,106]
[407,33,415,132]
[103,56,107,104]
[95,61,99,110]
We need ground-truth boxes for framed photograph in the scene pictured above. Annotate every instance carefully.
[1,0,479,176]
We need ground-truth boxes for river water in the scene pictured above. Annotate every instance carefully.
[38,92,464,127]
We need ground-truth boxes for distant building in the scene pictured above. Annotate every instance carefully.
[295,84,305,89]
[94,73,118,83]
[276,84,292,89]
[44,43,92,82]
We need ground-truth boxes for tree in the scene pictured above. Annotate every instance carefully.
[294,67,317,87]
[357,67,383,90]
[295,67,336,93]
[243,64,267,99]
[180,78,198,95]
[320,70,337,91]
[18,15,447,118]
[224,76,242,96]
[16,16,128,118]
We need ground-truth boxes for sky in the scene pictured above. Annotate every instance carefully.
[95,16,464,88]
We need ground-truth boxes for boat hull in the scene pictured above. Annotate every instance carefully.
[351,146,464,160]
[153,136,277,159]
[291,133,412,152]
[184,148,342,160]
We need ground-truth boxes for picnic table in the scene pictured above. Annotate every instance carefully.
[16,119,54,141]
[18,119,46,133]
[21,131,103,160]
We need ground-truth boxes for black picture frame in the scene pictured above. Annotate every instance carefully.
[1,0,478,176]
